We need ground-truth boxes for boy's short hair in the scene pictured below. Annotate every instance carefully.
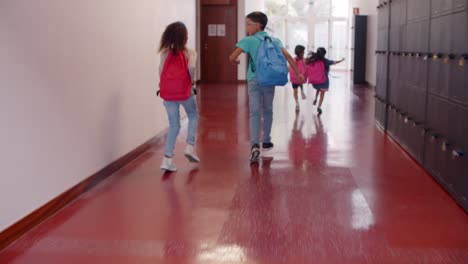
[246,12,268,30]
[294,45,305,57]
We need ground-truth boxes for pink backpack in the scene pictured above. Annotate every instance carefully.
[307,60,327,85]
[289,58,306,84]
[159,51,192,101]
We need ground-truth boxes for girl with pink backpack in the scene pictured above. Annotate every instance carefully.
[306,47,344,115]
[289,45,308,112]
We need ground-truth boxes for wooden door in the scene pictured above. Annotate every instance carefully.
[201,0,238,83]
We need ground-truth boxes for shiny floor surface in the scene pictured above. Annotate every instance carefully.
[1,73,467,263]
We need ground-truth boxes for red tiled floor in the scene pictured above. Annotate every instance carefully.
[1,73,467,263]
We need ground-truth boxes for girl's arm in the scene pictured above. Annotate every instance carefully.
[187,49,197,81]
[333,58,345,65]
[282,48,304,83]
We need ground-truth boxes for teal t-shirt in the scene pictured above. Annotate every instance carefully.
[236,31,284,81]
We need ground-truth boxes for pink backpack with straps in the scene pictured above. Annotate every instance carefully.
[307,60,327,85]
[289,58,306,84]
[159,51,192,101]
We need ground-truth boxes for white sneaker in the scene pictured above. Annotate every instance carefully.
[160,157,177,172]
[301,93,307,100]
[184,145,200,163]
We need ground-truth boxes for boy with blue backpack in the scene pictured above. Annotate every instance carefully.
[229,11,304,163]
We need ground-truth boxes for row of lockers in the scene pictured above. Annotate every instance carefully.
[378,0,467,22]
[375,53,468,106]
[377,12,468,53]
[374,98,468,210]
[375,1,468,211]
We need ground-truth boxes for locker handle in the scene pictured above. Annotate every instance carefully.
[448,54,455,60]
[452,149,465,158]
[412,121,420,128]
[462,54,468,60]
[431,134,439,141]
[410,53,415,57]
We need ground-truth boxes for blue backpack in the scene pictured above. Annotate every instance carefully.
[249,35,288,87]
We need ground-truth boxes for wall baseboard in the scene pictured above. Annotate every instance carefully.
[0,132,166,251]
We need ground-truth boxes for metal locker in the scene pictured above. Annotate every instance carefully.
[405,116,425,163]
[417,19,430,53]
[447,149,468,211]
[387,107,398,137]
[390,28,400,51]
[391,0,401,27]
[416,0,431,20]
[415,59,429,93]
[424,134,450,185]
[453,0,467,11]
[449,58,468,106]
[430,15,451,54]
[449,104,468,150]
[389,56,400,105]
[427,95,452,137]
[400,0,408,25]
[431,0,453,17]
[428,59,451,98]
[406,23,415,52]
[409,89,427,123]
[451,11,468,55]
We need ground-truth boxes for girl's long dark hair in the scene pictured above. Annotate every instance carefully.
[159,21,188,55]
[306,47,327,64]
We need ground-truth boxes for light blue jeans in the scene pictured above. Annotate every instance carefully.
[163,95,198,157]
[248,80,275,146]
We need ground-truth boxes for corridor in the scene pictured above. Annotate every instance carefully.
[1,74,467,263]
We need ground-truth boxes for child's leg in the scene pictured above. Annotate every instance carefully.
[300,84,306,99]
[315,89,320,100]
[163,101,181,158]
[318,90,326,108]
[248,81,262,146]
[262,86,276,144]
[181,95,198,146]
[293,87,299,104]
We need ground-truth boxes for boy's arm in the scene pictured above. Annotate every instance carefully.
[229,48,244,65]
[282,48,304,83]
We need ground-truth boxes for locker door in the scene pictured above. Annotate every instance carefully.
[449,105,468,150]
[450,58,468,105]
[447,150,468,210]
[451,11,468,55]
[418,19,430,53]
[406,23,415,52]
[390,28,400,51]
[428,59,451,97]
[389,56,400,105]
[431,0,453,17]
[416,58,429,94]
[411,89,427,122]
[453,0,467,11]
[427,95,451,136]
[424,134,449,183]
[430,15,451,54]
[417,0,431,20]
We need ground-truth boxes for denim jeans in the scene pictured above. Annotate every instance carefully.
[248,80,275,146]
[163,95,198,157]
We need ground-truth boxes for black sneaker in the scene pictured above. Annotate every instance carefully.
[262,142,274,151]
[313,99,317,105]
[250,144,260,163]
[317,107,323,115]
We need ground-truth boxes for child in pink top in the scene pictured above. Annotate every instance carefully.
[289,45,307,112]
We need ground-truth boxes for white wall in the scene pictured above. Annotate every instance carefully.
[0,0,195,231]
[350,0,378,86]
